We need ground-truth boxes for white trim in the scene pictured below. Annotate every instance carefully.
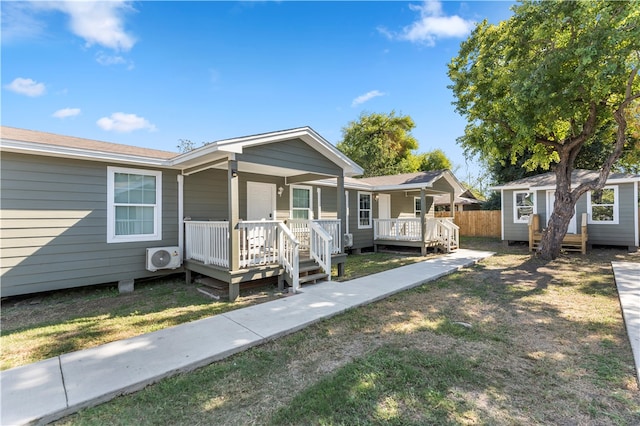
[634,181,639,248]
[290,184,313,220]
[345,191,350,235]
[513,190,536,224]
[500,189,505,240]
[413,196,422,218]
[178,174,184,254]
[587,185,619,225]
[107,166,162,243]
[317,187,322,219]
[357,191,373,229]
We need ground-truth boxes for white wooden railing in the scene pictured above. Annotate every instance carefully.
[238,220,279,268]
[185,221,229,267]
[277,222,300,293]
[374,218,421,241]
[288,219,341,254]
[426,218,459,252]
[309,221,332,280]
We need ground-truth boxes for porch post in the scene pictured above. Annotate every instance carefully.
[449,191,455,217]
[337,174,346,277]
[420,188,427,256]
[228,158,240,301]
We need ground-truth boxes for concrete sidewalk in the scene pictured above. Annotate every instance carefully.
[611,261,640,387]
[1,249,493,426]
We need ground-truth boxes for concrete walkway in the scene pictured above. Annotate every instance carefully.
[611,261,640,387]
[1,249,493,426]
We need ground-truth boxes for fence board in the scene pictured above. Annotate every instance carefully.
[436,210,501,238]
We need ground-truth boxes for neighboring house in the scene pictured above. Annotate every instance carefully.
[309,170,465,255]
[491,170,640,251]
[433,189,482,212]
[1,126,462,299]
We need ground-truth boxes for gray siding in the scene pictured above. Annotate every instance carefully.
[239,139,343,176]
[183,168,228,220]
[502,183,637,247]
[1,152,179,297]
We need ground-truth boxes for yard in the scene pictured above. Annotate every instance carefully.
[3,238,640,424]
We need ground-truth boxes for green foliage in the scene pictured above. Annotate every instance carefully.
[337,111,419,177]
[176,138,197,153]
[448,1,640,172]
[417,148,452,171]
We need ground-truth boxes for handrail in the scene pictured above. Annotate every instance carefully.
[309,221,332,281]
[237,220,279,268]
[312,219,341,254]
[374,218,421,240]
[277,222,300,293]
[433,218,459,252]
[287,219,310,251]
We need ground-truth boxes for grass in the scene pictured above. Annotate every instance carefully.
[0,251,424,370]
[4,238,640,424]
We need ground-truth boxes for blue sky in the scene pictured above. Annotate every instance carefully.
[2,1,515,182]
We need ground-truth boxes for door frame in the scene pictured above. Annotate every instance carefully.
[546,190,576,233]
[378,193,391,219]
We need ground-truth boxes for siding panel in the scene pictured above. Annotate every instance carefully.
[1,152,179,297]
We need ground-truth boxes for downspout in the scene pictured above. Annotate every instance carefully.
[500,189,505,241]
[177,174,184,255]
[634,181,639,248]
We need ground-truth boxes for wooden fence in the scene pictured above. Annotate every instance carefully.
[436,210,502,238]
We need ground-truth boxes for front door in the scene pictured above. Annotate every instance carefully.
[378,193,391,219]
[247,182,276,220]
[546,190,576,233]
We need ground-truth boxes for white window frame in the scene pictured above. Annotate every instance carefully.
[513,190,536,224]
[358,191,372,229]
[290,185,313,220]
[587,185,619,225]
[107,166,162,243]
[414,197,422,218]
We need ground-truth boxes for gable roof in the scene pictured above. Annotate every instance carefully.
[491,169,640,190]
[0,126,363,176]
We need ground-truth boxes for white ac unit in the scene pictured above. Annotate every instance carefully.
[344,233,354,248]
[146,246,181,272]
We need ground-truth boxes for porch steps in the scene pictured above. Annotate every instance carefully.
[298,259,329,285]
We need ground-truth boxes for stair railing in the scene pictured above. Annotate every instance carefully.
[309,221,332,281]
[277,222,300,293]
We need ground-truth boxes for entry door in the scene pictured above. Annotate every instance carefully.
[378,194,391,219]
[247,182,276,220]
[546,190,576,233]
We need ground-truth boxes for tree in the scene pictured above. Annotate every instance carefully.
[418,149,453,171]
[337,111,419,177]
[448,1,640,260]
[177,139,197,153]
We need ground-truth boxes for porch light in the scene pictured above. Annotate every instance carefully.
[278,186,284,197]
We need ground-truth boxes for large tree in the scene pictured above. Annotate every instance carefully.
[337,111,419,177]
[448,1,640,260]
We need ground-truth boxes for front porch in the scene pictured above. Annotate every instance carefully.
[184,219,344,300]
[373,217,460,254]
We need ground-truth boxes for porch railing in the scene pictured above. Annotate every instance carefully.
[426,218,459,252]
[374,218,421,241]
[309,221,332,280]
[277,222,300,293]
[287,219,341,254]
[185,221,229,267]
[238,221,279,268]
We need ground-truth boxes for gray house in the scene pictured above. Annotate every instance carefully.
[1,126,463,299]
[492,170,640,251]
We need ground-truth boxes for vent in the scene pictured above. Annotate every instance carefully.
[146,247,181,271]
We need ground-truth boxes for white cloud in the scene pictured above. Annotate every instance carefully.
[1,2,46,43]
[52,108,81,119]
[379,0,475,46]
[38,1,136,51]
[352,90,386,107]
[4,77,46,97]
[97,112,157,133]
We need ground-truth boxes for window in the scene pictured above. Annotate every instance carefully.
[414,197,422,218]
[588,186,618,224]
[107,167,162,243]
[358,192,372,229]
[291,185,312,219]
[513,191,535,223]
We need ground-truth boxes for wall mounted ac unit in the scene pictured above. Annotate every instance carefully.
[344,233,354,248]
[146,246,181,271]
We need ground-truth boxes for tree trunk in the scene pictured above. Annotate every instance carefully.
[537,167,576,260]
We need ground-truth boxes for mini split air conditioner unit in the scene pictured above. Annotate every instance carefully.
[146,247,181,272]
[343,233,354,248]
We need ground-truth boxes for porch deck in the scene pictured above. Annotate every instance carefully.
[184,219,343,300]
[373,218,459,254]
